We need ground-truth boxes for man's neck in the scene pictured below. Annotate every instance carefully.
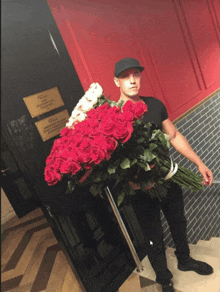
[118,94,141,103]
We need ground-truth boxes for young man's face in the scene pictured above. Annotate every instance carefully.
[114,68,141,99]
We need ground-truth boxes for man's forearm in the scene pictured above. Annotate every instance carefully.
[170,131,203,167]
[162,118,213,184]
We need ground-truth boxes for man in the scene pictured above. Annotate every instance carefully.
[114,57,213,292]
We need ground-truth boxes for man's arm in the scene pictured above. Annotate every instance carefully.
[162,118,213,186]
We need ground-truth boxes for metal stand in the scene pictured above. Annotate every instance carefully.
[105,186,144,272]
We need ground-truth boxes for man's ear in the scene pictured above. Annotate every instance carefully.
[114,77,120,87]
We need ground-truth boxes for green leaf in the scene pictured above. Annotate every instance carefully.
[90,184,102,196]
[131,158,137,166]
[151,130,161,140]
[137,137,145,143]
[149,143,157,151]
[117,191,125,206]
[137,162,147,169]
[140,149,156,162]
[117,100,125,107]
[120,158,131,169]
[107,165,117,174]
[67,180,75,191]
[158,132,170,149]
[127,187,136,196]
[135,119,142,125]
[93,176,102,182]
[144,163,151,171]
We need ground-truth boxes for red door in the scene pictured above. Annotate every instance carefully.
[48,0,219,121]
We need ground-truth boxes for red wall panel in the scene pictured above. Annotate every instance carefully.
[47,0,219,121]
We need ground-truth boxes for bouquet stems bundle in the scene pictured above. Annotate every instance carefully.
[162,160,203,192]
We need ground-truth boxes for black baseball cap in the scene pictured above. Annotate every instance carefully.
[114,57,144,77]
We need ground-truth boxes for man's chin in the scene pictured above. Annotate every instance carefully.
[127,93,139,98]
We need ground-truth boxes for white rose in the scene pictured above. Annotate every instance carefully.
[66,117,75,127]
[66,83,103,127]
[85,82,103,104]
[70,108,82,119]
[80,100,94,112]
[84,92,98,105]
[75,96,94,112]
[74,111,87,122]
[91,82,103,97]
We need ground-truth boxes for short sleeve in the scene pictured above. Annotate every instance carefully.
[160,100,168,122]
[140,96,169,129]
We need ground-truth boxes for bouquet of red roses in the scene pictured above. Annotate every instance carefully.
[45,83,203,205]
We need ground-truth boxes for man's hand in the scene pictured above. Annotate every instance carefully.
[197,163,213,186]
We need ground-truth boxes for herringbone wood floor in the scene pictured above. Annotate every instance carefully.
[1,209,87,292]
[1,208,182,292]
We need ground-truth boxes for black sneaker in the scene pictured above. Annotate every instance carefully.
[178,257,213,275]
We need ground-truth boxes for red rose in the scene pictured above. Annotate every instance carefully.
[79,137,92,150]
[60,159,73,174]
[122,100,147,120]
[60,127,72,137]
[99,116,117,136]
[90,147,106,165]
[107,106,121,117]
[87,118,99,128]
[96,103,110,120]
[51,157,63,171]
[90,135,108,151]
[133,102,147,119]
[81,147,93,164]
[70,160,81,176]
[88,127,102,139]
[86,108,99,120]
[121,111,135,123]
[71,132,84,147]
[46,155,54,166]
[113,121,134,143]
[68,149,80,162]
[44,165,62,186]
[122,100,134,112]
[60,159,81,176]
[50,139,62,154]
[87,103,110,121]
[104,136,118,154]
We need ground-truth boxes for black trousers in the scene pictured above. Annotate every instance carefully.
[131,182,190,285]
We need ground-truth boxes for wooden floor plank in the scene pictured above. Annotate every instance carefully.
[5,282,33,292]
[2,218,48,257]
[2,228,24,256]
[9,208,44,228]
[13,227,52,277]
[45,250,69,292]
[19,231,57,286]
[1,229,27,269]
[1,275,23,292]
[3,222,50,273]
[30,243,62,292]
[1,269,16,282]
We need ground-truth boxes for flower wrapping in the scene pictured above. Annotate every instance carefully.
[45,83,203,205]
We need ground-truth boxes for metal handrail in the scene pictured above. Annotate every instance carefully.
[105,186,144,272]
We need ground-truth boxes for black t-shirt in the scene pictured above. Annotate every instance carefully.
[140,96,168,130]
